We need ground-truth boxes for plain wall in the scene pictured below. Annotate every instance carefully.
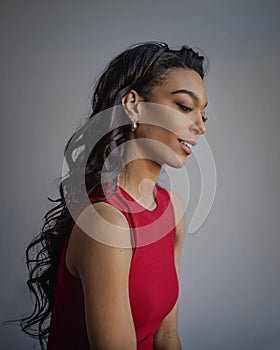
[1,1,280,349]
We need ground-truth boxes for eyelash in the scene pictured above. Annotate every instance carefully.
[177,103,192,113]
[176,103,208,123]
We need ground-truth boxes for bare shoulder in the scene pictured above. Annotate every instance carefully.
[66,201,137,348]
[66,201,133,278]
[165,189,185,220]
[165,188,186,242]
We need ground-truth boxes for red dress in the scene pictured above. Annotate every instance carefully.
[47,183,179,349]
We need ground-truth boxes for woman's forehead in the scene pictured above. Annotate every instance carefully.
[153,68,207,104]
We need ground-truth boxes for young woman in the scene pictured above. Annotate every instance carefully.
[20,41,208,350]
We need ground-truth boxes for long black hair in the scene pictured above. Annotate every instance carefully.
[8,41,207,349]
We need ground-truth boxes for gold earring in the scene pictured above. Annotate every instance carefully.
[131,120,138,132]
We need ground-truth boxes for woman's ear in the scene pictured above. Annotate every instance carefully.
[121,89,144,122]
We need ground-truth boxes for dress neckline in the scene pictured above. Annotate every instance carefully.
[117,184,159,213]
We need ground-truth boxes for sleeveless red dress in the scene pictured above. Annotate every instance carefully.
[47,183,179,349]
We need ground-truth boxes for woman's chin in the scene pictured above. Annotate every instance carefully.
[165,154,188,168]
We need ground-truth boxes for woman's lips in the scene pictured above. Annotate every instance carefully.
[179,140,192,155]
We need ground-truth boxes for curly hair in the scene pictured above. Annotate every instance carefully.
[6,41,208,349]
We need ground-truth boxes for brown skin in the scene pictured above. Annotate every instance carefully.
[118,67,207,207]
[65,68,208,349]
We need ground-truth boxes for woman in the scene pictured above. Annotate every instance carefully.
[20,41,208,349]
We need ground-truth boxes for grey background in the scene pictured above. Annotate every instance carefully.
[1,1,280,349]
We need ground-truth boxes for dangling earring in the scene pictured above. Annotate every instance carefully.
[131,120,138,132]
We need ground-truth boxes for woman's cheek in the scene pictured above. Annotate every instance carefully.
[139,103,194,140]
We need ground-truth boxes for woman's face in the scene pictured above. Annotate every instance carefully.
[136,68,208,168]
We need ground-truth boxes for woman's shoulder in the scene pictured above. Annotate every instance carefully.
[161,187,185,240]
[66,197,133,278]
[73,198,132,248]
[157,185,184,214]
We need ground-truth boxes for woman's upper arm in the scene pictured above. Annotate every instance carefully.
[70,202,137,350]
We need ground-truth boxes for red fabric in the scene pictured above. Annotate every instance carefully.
[47,183,179,350]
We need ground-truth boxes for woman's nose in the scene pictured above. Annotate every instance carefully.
[191,118,206,136]
[199,123,206,135]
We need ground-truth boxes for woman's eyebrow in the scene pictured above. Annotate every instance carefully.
[171,89,208,108]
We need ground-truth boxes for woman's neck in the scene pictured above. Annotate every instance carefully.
[117,158,162,209]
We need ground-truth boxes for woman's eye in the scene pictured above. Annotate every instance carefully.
[177,103,208,123]
[176,103,192,112]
